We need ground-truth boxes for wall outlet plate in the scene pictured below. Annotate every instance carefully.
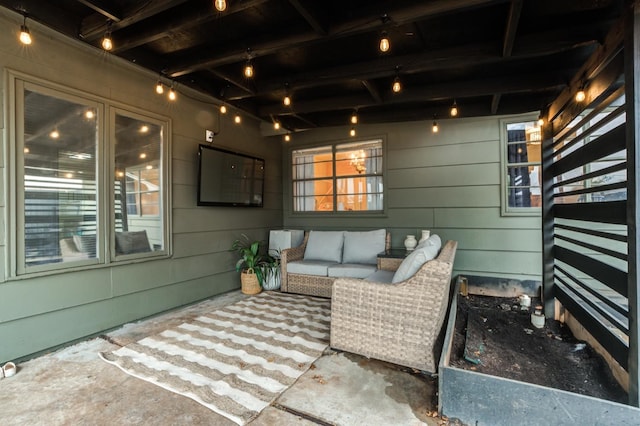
[205,130,214,142]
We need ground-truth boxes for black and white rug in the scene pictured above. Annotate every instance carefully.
[100,292,331,425]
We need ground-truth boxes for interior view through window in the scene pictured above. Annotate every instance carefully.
[18,81,166,273]
[292,139,383,212]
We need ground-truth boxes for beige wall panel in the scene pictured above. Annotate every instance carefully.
[454,249,542,276]
[388,140,498,169]
[387,162,499,188]
[173,230,240,258]
[444,228,541,252]
[172,184,197,209]
[173,157,197,186]
[0,269,112,322]
[389,186,499,208]
[173,208,281,233]
[434,207,541,229]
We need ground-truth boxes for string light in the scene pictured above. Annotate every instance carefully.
[19,15,32,45]
[101,23,113,51]
[244,60,254,78]
[50,129,60,139]
[350,111,358,124]
[575,87,586,102]
[350,127,356,137]
[432,116,439,133]
[214,0,227,12]
[234,114,241,124]
[284,133,291,142]
[168,84,177,101]
[379,31,390,52]
[274,120,280,130]
[537,115,545,127]
[450,100,458,117]
[220,104,227,114]
[392,76,402,93]
[155,80,164,94]
[283,94,291,106]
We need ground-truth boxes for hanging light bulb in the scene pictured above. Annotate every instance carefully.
[19,16,32,45]
[392,76,402,93]
[432,117,439,133]
[537,115,545,127]
[220,104,227,114]
[450,100,458,117]
[101,30,113,51]
[168,85,177,101]
[234,114,241,124]
[283,94,291,106]
[155,80,164,94]
[379,31,390,52]
[50,129,60,139]
[274,121,280,130]
[350,127,356,137]
[575,87,586,102]
[351,111,358,124]
[244,60,254,78]
[284,133,291,142]
[214,0,227,12]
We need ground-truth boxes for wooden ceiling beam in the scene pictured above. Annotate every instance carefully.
[106,0,268,53]
[223,34,593,100]
[258,72,564,116]
[361,80,383,104]
[75,0,122,22]
[491,94,502,114]
[502,0,523,57]
[288,0,328,35]
[165,0,506,77]
[80,0,190,41]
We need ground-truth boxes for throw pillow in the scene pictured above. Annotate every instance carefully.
[342,229,386,264]
[303,231,344,263]
[392,244,439,283]
[115,230,151,255]
[416,233,442,251]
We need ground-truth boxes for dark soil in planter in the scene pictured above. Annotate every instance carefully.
[450,294,627,404]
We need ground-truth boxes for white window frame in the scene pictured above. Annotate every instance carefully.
[7,71,171,278]
[500,115,542,217]
[290,138,385,214]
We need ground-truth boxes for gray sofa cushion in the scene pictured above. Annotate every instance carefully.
[328,263,377,279]
[342,229,386,265]
[392,244,439,283]
[286,260,337,276]
[416,233,442,251]
[304,231,344,263]
[364,269,395,283]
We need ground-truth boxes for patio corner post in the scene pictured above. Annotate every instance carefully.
[625,0,640,408]
[541,113,555,318]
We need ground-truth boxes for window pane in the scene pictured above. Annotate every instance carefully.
[292,179,334,211]
[504,121,541,211]
[336,176,384,211]
[23,88,98,267]
[114,113,164,254]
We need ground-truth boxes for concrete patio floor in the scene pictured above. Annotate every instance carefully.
[0,290,450,425]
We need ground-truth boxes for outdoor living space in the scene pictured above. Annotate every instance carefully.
[0,289,447,426]
[2,1,640,425]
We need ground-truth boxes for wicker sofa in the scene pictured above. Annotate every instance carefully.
[330,240,458,373]
[280,229,391,298]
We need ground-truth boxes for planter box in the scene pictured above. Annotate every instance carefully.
[438,281,640,425]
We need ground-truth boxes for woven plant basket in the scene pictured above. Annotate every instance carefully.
[240,268,262,295]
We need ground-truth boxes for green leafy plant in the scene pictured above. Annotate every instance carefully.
[231,234,267,284]
[258,251,281,290]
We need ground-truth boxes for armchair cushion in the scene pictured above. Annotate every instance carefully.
[328,263,377,279]
[304,231,344,263]
[392,244,439,283]
[342,229,386,265]
[417,233,442,251]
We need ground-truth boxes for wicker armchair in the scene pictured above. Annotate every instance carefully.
[330,240,458,373]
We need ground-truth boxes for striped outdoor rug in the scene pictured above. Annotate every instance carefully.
[100,291,331,425]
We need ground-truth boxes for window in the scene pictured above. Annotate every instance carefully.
[292,139,383,212]
[10,74,169,276]
[501,118,541,215]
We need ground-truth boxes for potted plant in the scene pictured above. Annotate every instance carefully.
[231,234,266,295]
[259,252,281,291]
